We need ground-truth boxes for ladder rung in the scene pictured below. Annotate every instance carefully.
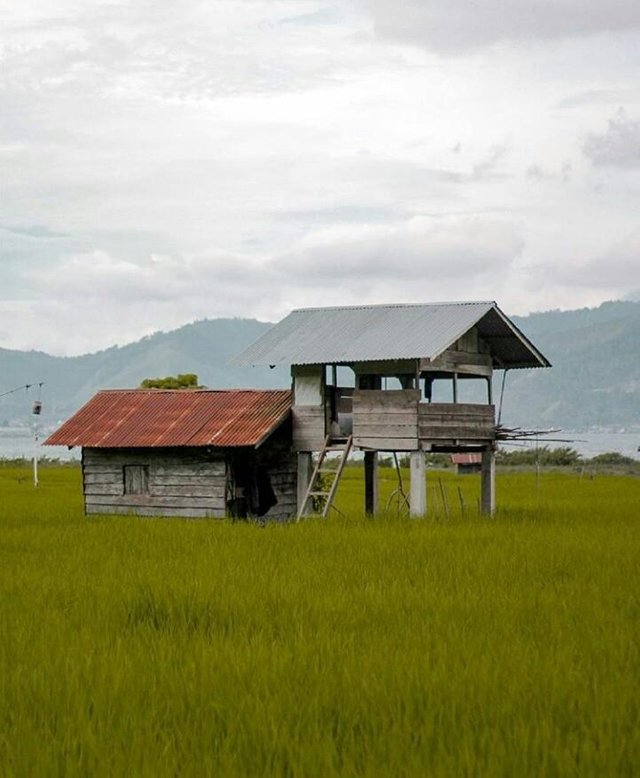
[297,434,353,521]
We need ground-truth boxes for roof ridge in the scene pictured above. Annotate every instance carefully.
[96,388,291,394]
[291,300,495,314]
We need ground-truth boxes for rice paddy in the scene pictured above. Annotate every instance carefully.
[0,465,638,776]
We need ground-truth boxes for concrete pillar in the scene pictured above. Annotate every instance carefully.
[297,452,313,516]
[409,451,426,518]
[481,447,496,516]
[364,451,378,516]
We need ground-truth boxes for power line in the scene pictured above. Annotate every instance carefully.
[0,382,44,399]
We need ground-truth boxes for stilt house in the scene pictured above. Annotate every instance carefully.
[236,301,550,516]
[45,389,295,520]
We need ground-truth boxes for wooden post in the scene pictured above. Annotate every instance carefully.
[364,451,378,516]
[480,446,495,515]
[409,451,426,517]
[297,452,312,516]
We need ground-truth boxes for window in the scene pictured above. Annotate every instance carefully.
[123,465,149,495]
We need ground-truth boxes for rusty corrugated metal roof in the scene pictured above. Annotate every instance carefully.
[451,453,482,465]
[234,301,550,370]
[44,389,292,449]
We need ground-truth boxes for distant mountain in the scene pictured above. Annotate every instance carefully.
[0,319,288,429]
[1,301,638,432]
[507,300,640,430]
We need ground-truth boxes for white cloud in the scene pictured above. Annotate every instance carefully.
[359,0,640,53]
[1,0,639,354]
[583,111,640,168]
[3,214,526,353]
[274,217,522,281]
[558,229,640,289]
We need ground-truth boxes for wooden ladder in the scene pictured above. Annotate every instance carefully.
[297,435,353,521]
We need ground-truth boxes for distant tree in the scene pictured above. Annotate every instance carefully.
[496,445,581,466]
[588,452,637,467]
[140,374,201,390]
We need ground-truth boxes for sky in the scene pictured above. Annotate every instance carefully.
[1,0,639,355]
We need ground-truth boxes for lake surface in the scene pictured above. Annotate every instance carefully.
[1,429,638,462]
[499,431,640,460]
[0,428,79,462]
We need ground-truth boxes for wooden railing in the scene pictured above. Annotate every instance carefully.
[352,389,419,451]
[352,390,495,451]
[418,403,495,442]
[293,390,496,452]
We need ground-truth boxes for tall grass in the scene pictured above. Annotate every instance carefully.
[0,466,638,776]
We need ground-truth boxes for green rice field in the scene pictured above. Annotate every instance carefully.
[1,465,638,776]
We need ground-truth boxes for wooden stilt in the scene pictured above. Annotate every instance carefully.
[481,446,495,515]
[297,452,312,517]
[364,451,378,516]
[409,451,426,517]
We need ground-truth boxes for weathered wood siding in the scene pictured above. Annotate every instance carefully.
[292,406,326,451]
[262,453,297,521]
[420,351,493,377]
[352,391,495,450]
[82,443,298,521]
[353,389,420,451]
[292,365,326,451]
[420,327,493,377]
[82,447,227,518]
[419,403,495,443]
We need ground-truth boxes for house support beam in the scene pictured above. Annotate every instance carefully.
[364,451,378,516]
[409,451,426,517]
[480,446,496,516]
[297,452,313,516]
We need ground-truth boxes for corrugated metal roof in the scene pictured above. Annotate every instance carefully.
[44,389,292,449]
[451,453,482,465]
[234,301,550,369]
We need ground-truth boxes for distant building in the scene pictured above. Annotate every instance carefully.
[45,389,295,520]
[451,452,483,474]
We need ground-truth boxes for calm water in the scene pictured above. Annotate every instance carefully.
[0,428,79,462]
[499,431,640,460]
[1,429,638,462]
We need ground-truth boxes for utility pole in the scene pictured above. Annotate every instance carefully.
[33,422,39,487]
[32,395,42,488]
[0,382,44,487]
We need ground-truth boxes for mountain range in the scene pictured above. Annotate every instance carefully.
[1,300,638,432]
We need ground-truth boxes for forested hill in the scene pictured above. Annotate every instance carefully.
[1,301,638,431]
[0,319,283,428]
[506,300,640,429]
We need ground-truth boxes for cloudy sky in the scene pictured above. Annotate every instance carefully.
[1,0,639,355]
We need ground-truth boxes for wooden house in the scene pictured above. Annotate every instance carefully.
[236,301,550,516]
[451,452,483,474]
[44,389,296,520]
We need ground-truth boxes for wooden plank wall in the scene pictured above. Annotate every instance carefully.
[352,389,420,451]
[292,406,326,451]
[292,364,326,451]
[419,403,495,442]
[262,454,297,521]
[82,447,227,518]
[421,351,493,377]
[352,392,495,450]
